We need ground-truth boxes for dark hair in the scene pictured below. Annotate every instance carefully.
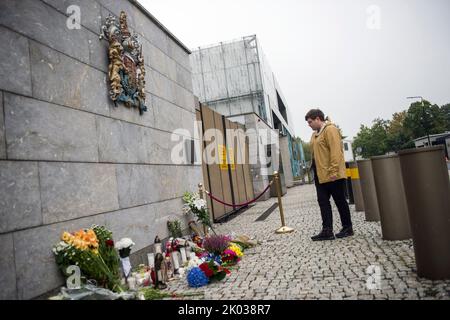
[305,109,325,121]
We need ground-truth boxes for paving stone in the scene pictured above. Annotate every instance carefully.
[164,184,450,300]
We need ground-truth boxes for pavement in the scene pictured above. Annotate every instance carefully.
[167,184,450,300]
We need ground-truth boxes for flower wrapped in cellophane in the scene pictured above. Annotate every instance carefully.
[52,225,123,292]
[183,192,211,232]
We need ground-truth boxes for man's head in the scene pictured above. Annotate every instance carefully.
[305,109,325,131]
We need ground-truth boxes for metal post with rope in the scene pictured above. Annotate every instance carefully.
[273,171,295,234]
[199,171,295,235]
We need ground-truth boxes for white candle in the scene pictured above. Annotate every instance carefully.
[172,252,180,270]
[186,246,192,259]
[127,277,136,290]
[157,270,163,282]
[180,248,187,264]
[147,253,155,269]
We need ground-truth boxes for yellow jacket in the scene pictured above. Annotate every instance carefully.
[310,122,347,184]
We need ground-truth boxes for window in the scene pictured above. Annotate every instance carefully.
[344,143,349,151]
[184,138,196,164]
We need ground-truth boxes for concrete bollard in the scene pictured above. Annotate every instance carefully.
[398,146,450,280]
[357,159,380,222]
[371,155,411,240]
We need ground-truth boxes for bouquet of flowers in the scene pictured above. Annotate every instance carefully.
[92,225,120,279]
[221,249,240,266]
[199,260,229,282]
[52,226,122,292]
[221,243,244,266]
[183,192,211,232]
[202,235,231,256]
[186,259,230,288]
[115,238,135,258]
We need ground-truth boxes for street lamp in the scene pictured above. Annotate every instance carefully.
[406,96,432,147]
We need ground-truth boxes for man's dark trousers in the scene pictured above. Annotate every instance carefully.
[314,170,353,230]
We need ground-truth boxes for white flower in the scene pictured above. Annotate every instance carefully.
[193,199,206,211]
[115,238,135,250]
[52,240,70,255]
[186,256,202,271]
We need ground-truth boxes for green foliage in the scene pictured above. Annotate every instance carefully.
[92,225,120,279]
[353,119,389,158]
[167,219,182,238]
[139,288,204,300]
[442,104,450,129]
[353,100,450,158]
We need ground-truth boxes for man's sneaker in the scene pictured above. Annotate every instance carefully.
[311,229,335,241]
[335,227,354,239]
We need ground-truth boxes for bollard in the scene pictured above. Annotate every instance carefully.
[371,155,411,240]
[398,146,450,279]
[357,159,380,222]
[274,171,294,234]
[348,161,364,212]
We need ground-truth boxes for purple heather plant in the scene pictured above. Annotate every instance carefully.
[203,235,232,255]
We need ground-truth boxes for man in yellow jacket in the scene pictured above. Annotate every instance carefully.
[305,109,353,241]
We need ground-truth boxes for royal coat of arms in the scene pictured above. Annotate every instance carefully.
[100,11,147,115]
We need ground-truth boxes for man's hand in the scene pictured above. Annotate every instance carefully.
[330,175,337,182]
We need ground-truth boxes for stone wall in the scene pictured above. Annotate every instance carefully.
[0,0,201,299]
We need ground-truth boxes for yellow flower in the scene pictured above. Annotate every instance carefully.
[92,249,99,255]
[86,229,96,237]
[228,244,243,258]
[73,239,83,249]
[61,232,72,242]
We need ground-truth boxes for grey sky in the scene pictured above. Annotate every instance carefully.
[141,0,450,141]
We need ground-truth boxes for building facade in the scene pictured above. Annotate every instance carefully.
[0,0,200,299]
[343,139,355,162]
[190,35,298,198]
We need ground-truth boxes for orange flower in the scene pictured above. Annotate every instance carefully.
[74,230,85,239]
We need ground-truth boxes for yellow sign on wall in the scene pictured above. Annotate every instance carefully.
[219,145,235,170]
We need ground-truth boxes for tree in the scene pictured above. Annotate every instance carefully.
[353,118,389,158]
[403,100,447,140]
[441,104,450,130]
[386,111,414,152]
[353,99,450,158]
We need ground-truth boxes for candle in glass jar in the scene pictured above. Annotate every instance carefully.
[185,246,192,259]
[172,252,180,270]
[154,243,162,254]
[179,247,187,264]
[127,276,136,290]
[147,253,155,269]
